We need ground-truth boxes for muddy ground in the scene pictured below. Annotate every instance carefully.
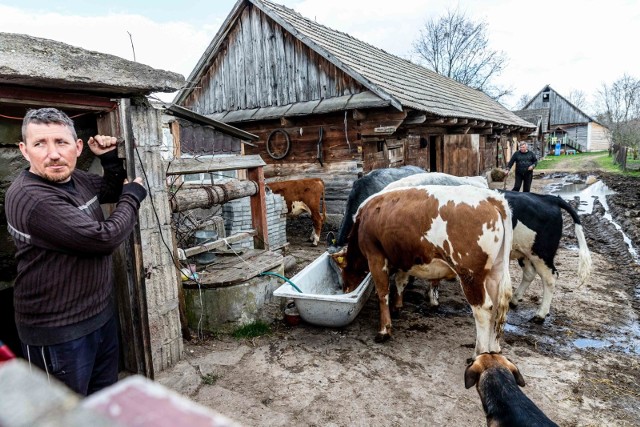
[158,163,640,427]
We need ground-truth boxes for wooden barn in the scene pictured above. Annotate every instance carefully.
[514,85,610,153]
[174,0,535,215]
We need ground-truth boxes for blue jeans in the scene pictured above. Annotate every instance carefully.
[21,315,119,396]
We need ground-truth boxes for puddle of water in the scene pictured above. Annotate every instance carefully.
[573,338,611,349]
[550,177,640,264]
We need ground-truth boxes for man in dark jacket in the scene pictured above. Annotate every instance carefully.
[505,142,538,192]
[5,108,147,395]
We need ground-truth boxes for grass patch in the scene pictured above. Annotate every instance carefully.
[231,321,271,339]
[537,151,640,176]
[201,373,219,385]
[536,151,604,170]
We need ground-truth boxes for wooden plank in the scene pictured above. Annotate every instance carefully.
[241,8,256,107]
[165,154,266,175]
[0,86,116,110]
[170,121,181,158]
[178,231,257,259]
[186,250,284,288]
[274,24,286,105]
[248,166,269,250]
[117,99,154,379]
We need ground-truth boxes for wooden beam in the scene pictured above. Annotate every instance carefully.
[165,154,266,175]
[248,166,269,250]
[164,104,259,142]
[170,180,259,212]
[117,98,154,379]
[403,113,427,125]
[170,120,181,159]
[0,86,116,111]
[178,231,258,259]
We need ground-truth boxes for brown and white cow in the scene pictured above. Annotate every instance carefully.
[267,178,326,246]
[330,185,513,358]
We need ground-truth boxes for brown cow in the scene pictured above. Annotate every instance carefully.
[267,178,326,246]
[330,185,513,358]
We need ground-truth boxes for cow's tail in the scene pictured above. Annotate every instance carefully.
[556,197,593,286]
[495,197,514,338]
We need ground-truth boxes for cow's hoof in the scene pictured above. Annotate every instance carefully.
[529,315,546,324]
[374,333,391,343]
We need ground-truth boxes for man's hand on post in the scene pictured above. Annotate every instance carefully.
[88,135,118,156]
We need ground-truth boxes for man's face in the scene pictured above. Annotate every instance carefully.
[19,123,83,183]
[519,144,528,153]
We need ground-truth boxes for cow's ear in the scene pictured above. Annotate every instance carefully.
[329,251,347,269]
[464,362,481,389]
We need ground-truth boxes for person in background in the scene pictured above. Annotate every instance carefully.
[4,108,147,395]
[505,142,538,192]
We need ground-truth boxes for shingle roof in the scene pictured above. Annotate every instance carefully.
[179,0,534,130]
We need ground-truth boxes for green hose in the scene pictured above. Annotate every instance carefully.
[259,271,303,293]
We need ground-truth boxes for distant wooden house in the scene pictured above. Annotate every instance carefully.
[174,0,535,215]
[514,85,610,153]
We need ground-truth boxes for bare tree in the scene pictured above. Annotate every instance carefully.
[515,94,532,110]
[412,8,510,101]
[595,74,640,154]
[567,89,589,111]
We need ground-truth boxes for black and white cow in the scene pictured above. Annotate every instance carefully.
[327,165,424,251]
[501,191,592,322]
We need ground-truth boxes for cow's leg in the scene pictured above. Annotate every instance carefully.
[531,261,556,323]
[392,271,410,313]
[466,260,511,359]
[369,257,392,343]
[510,258,536,308]
[469,299,495,358]
[427,279,440,307]
[309,213,321,246]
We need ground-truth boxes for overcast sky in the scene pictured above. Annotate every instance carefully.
[1,0,638,112]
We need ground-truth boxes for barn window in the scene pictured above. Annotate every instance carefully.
[543,92,550,102]
[420,137,428,149]
[377,140,385,152]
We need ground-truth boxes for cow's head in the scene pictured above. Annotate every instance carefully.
[328,247,367,294]
[290,200,310,216]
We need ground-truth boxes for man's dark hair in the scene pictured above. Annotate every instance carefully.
[22,108,77,141]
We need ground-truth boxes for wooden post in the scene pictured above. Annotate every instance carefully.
[247,166,269,250]
[118,98,154,379]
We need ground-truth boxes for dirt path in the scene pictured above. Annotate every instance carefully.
[158,168,640,427]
